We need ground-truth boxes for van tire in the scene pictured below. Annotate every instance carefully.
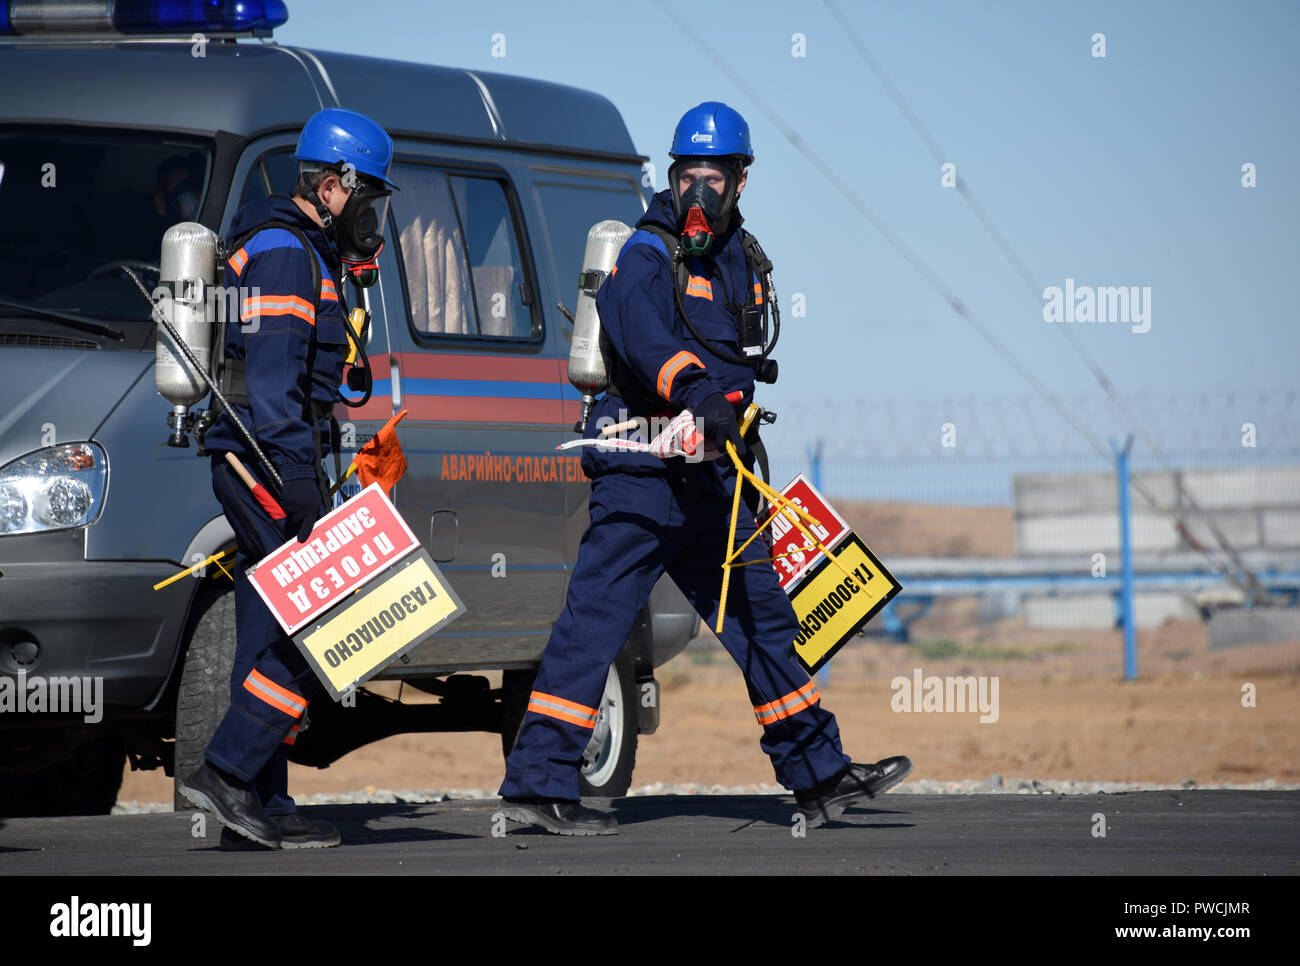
[579,647,637,797]
[173,582,237,811]
[499,645,638,798]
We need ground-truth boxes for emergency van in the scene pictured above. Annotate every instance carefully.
[0,1,698,814]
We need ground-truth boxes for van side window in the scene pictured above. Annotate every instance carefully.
[532,180,645,308]
[238,148,296,208]
[393,164,538,340]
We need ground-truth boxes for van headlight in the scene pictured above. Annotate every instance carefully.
[0,443,107,535]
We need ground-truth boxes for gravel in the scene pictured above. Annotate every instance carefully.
[110,775,1300,814]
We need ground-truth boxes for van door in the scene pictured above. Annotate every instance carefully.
[378,156,569,671]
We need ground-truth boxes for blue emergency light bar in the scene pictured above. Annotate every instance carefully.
[0,1,289,37]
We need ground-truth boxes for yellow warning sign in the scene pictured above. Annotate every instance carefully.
[789,533,902,674]
[293,549,465,699]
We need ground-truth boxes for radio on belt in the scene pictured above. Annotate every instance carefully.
[245,483,466,700]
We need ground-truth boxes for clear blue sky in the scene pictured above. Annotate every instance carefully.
[277,0,1299,420]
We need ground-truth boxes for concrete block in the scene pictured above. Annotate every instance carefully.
[1014,472,1178,515]
[1262,510,1300,548]
[1209,607,1300,649]
[1015,513,1178,556]
[1024,595,1112,629]
[1181,466,1300,510]
[1024,592,1197,629]
[1177,510,1262,551]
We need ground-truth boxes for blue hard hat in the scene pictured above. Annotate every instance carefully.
[669,102,753,164]
[294,108,398,190]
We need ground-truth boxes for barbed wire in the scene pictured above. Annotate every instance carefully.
[764,391,1300,463]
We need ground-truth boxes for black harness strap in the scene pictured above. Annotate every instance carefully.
[217,220,325,404]
[217,220,339,501]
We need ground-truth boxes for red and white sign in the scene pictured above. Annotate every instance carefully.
[247,483,420,635]
[762,474,851,592]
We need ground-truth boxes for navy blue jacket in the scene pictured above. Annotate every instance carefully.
[585,189,764,477]
[204,196,349,484]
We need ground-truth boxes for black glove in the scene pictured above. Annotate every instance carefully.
[279,477,323,543]
[694,392,747,457]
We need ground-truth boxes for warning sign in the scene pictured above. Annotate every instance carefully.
[762,474,851,592]
[788,533,902,674]
[292,549,466,700]
[247,484,420,636]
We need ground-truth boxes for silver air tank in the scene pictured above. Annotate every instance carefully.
[568,219,633,432]
[155,222,218,447]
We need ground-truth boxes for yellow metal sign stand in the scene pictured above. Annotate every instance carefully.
[715,405,854,633]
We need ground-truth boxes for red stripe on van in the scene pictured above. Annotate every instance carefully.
[396,353,563,383]
[402,396,568,424]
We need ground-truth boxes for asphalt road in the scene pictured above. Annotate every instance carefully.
[2,791,1296,876]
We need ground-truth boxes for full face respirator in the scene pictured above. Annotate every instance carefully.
[668,158,743,256]
[311,172,391,288]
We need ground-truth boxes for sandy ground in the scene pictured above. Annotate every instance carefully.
[118,616,1300,804]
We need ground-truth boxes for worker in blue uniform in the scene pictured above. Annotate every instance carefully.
[499,102,912,834]
[178,108,397,849]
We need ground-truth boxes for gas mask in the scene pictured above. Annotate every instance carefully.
[313,177,392,287]
[669,158,742,256]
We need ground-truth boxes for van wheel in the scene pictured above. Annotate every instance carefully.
[499,645,638,798]
[173,582,237,810]
[579,647,638,796]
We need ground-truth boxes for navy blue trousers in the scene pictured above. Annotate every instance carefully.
[205,459,326,814]
[500,463,850,801]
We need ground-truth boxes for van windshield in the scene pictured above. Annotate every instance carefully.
[0,129,213,329]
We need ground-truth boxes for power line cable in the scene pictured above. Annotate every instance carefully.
[822,0,1266,601]
[656,0,1265,600]
[651,0,1112,462]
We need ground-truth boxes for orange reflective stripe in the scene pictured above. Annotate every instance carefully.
[530,690,598,718]
[227,247,248,276]
[241,294,316,327]
[320,278,339,302]
[243,669,308,719]
[656,350,704,400]
[527,690,599,729]
[753,281,763,306]
[754,681,821,726]
[685,275,713,301]
[611,264,619,275]
[753,680,816,717]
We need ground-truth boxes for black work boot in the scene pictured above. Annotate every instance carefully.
[275,812,341,849]
[499,797,618,836]
[795,756,914,828]
[178,761,283,848]
[219,813,340,851]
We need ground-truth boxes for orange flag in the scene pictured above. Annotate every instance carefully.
[354,409,409,496]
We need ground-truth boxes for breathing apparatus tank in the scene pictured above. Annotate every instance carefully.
[155,221,219,447]
[568,219,633,432]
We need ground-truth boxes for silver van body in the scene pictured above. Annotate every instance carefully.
[0,33,696,813]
